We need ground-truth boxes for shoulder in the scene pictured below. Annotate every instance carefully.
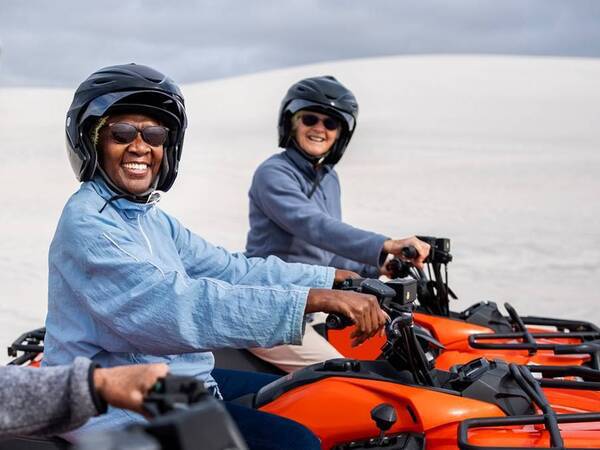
[59,183,106,229]
[54,182,127,246]
[253,151,299,184]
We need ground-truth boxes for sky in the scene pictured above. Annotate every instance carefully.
[1,0,600,87]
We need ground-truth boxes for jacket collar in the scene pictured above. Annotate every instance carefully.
[90,176,161,218]
[283,147,333,181]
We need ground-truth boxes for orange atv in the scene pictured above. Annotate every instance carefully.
[250,278,600,449]
[327,236,600,371]
[5,279,600,449]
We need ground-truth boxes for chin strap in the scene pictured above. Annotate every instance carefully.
[98,193,129,213]
[307,166,323,199]
[289,142,329,199]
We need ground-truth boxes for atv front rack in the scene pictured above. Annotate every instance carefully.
[458,363,600,450]
[7,327,45,366]
[468,304,600,369]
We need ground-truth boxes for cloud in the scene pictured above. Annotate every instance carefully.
[1,0,599,86]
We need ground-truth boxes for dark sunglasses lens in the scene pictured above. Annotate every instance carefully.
[301,114,319,127]
[323,117,339,131]
[110,123,138,144]
[141,126,168,146]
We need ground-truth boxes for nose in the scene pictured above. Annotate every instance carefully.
[127,132,151,154]
[311,119,326,132]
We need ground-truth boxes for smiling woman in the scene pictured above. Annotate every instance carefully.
[97,114,166,195]
[292,111,340,158]
[40,63,389,450]
[244,75,430,373]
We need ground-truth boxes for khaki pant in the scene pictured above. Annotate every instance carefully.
[249,313,343,373]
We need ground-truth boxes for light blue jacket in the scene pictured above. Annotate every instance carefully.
[245,148,388,277]
[43,177,334,434]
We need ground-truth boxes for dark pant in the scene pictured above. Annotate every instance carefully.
[212,368,321,450]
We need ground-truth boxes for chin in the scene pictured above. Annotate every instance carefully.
[305,148,329,157]
[122,182,152,195]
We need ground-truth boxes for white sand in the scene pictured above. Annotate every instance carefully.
[1,55,599,363]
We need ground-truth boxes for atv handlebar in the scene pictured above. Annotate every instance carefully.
[326,278,417,330]
[144,374,210,417]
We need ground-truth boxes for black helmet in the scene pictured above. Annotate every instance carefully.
[278,75,358,165]
[66,63,187,199]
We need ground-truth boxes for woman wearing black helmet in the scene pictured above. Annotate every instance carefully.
[245,76,430,372]
[44,64,387,449]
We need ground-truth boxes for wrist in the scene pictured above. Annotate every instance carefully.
[305,288,328,314]
[90,364,109,414]
[382,239,392,254]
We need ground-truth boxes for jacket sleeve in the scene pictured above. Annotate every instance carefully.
[329,254,381,278]
[171,215,335,289]
[251,163,389,268]
[0,357,98,438]
[52,217,315,354]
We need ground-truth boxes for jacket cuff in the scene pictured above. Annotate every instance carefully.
[370,235,390,268]
[323,266,335,288]
[88,362,108,415]
[290,287,310,344]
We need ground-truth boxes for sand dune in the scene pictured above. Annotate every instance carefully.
[1,55,599,363]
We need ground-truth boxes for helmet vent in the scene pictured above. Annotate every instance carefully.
[92,78,113,86]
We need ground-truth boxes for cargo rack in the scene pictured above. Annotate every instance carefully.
[7,327,45,366]
[468,304,600,369]
[458,363,600,450]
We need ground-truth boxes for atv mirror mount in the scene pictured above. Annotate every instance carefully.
[371,403,397,445]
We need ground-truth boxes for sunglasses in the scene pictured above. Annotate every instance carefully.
[299,113,340,131]
[107,122,169,147]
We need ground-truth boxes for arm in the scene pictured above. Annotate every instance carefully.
[172,215,334,289]
[251,164,389,268]
[0,357,98,437]
[0,358,168,438]
[52,222,310,353]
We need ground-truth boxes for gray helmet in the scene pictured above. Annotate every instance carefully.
[65,63,187,200]
[278,75,358,165]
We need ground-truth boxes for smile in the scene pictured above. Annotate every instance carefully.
[122,162,149,172]
[308,136,325,143]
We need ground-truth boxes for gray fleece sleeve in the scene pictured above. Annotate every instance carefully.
[0,357,99,438]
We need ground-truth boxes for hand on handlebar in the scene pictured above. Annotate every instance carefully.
[93,363,169,417]
[333,269,360,286]
[382,236,431,271]
[305,288,389,347]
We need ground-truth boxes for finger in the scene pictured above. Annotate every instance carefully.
[360,299,374,337]
[351,333,367,347]
[368,300,380,338]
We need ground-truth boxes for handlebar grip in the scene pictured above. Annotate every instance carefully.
[326,313,354,330]
[401,246,418,259]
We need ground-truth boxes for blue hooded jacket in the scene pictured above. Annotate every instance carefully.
[245,148,388,277]
[43,176,334,433]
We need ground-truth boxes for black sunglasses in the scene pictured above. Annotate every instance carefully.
[107,122,169,147]
[300,113,340,131]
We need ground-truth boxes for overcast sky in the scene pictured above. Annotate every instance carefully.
[1,0,599,87]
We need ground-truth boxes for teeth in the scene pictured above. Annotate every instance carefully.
[308,136,325,142]
[123,163,148,171]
